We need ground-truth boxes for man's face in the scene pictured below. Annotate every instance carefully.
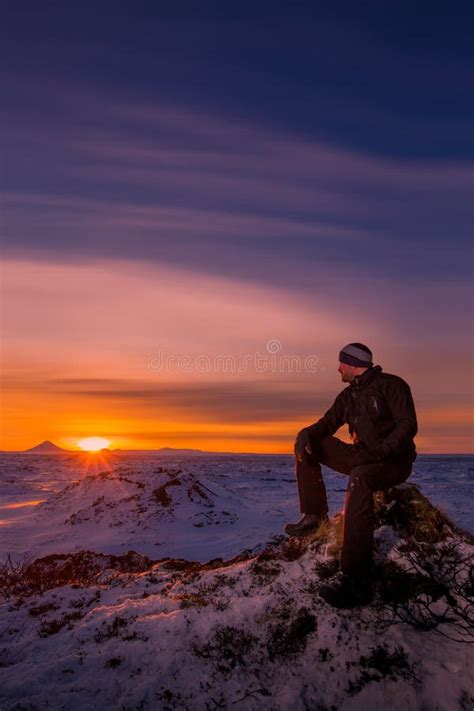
[338,361,356,382]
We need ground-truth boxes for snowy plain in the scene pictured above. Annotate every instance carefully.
[0,452,472,562]
[0,452,473,710]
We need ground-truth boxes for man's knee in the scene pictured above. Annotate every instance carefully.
[351,459,389,484]
[350,460,411,492]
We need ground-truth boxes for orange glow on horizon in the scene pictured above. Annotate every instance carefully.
[77,437,111,452]
[0,409,472,454]
[1,257,472,454]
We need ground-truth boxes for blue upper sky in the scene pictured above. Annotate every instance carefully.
[4,1,473,158]
[3,1,473,282]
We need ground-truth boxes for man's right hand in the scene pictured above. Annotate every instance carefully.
[294,428,313,462]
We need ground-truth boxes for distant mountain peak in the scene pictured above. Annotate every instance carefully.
[25,440,68,453]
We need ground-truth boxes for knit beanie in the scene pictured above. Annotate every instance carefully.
[339,343,373,368]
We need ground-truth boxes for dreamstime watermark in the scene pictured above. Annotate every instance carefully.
[148,339,319,374]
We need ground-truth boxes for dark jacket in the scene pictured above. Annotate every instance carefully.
[308,365,417,462]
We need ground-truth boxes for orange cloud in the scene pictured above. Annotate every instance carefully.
[1,257,472,453]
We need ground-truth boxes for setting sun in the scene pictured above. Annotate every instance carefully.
[77,437,110,452]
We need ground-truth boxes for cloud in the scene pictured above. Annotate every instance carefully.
[2,79,472,289]
[1,255,385,372]
[110,430,294,443]
[38,376,332,424]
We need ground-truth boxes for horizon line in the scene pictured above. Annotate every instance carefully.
[1,446,473,456]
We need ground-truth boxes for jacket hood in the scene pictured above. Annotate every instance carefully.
[351,364,382,389]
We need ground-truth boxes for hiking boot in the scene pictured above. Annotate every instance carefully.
[285,513,323,537]
[319,574,373,609]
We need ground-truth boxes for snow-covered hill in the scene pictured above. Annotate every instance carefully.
[1,483,473,710]
[0,455,297,562]
[19,464,249,560]
[1,454,473,709]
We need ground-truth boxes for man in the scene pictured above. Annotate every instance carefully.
[285,343,417,609]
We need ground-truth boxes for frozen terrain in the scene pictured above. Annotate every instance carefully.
[0,452,473,710]
[0,453,472,563]
[0,452,301,562]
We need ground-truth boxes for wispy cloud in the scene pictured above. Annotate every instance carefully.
[33,376,334,424]
[3,78,472,287]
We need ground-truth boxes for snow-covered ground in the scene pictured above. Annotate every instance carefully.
[0,452,300,562]
[0,452,473,709]
[1,453,472,563]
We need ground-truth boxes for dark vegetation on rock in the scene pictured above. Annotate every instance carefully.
[0,550,154,599]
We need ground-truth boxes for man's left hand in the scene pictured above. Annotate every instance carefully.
[294,428,313,462]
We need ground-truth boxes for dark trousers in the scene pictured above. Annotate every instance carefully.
[295,436,412,576]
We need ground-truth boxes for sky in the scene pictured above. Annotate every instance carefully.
[1,1,473,453]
